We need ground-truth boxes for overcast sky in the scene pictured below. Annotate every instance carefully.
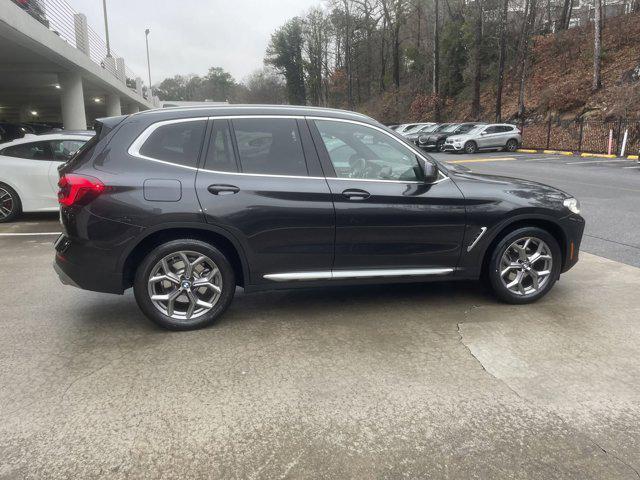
[66,0,320,85]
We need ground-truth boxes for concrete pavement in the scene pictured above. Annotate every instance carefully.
[1,233,639,479]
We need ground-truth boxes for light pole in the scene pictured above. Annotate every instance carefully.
[145,28,152,98]
[102,0,111,57]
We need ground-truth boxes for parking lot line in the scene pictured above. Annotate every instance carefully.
[447,157,516,164]
[623,165,640,169]
[566,159,632,165]
[0,232,61,237]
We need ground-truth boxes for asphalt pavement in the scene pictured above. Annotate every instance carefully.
[431,151,640,267]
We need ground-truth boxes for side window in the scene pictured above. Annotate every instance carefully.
[1,141,53,160]
[203,120,237,172]
[232,118,308,176]
[50,140,87,162]
[484,126,499,134]
[315,120,423,182]
[139,120,206,167]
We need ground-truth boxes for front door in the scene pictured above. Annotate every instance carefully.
[195,117,335,285]
[310,118,466,274]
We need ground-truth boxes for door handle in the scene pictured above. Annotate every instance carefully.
[208,184,240,195]
[342,188,370,200]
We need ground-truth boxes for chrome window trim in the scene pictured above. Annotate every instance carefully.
[127,117,208,167]
[264,267,454,282]
[127,114,448,185]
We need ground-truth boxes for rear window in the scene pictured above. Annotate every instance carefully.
[139,120,206,168]
[232,118,308,176]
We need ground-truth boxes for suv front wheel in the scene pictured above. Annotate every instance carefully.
[134,239,236,330]
[487,227,561,304]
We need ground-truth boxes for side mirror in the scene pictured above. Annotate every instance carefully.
[480,131,487,136]
[422,160,439,183]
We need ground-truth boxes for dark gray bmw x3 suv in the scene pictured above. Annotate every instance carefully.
[54,105,585,330]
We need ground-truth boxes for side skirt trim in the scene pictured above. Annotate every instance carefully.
[263,268,454,282]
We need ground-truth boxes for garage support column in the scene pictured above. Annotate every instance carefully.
[127,104,140,114]
[59,72,87,130]
[106,94,122,117]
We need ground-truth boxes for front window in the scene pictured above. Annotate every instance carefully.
[315,120,424,182]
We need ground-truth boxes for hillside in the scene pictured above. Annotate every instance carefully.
[412,12,640,123]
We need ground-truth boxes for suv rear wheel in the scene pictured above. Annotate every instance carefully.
[0,183,21,223]
[134,239,235,330]
[487,227,561,304]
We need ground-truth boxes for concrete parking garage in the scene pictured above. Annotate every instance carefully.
[0,1,152,129]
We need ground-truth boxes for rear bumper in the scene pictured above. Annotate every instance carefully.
[54,248,124,294]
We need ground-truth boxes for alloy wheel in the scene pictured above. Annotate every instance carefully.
[506,140,518,152]
[0,187,14,220]
[499,237,553,296]
[147,251,222,321]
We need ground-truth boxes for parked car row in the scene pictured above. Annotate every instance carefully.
[390,121,522,154]
[0,122,62,143]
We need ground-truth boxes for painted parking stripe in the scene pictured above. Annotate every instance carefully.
[0,232,61,237]
[447,157,516,164]
[623,165,640,169]
[566,159,633,165]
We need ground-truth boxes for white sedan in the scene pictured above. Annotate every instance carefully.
[0,132,93,222]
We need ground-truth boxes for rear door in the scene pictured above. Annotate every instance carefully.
[195,116,335,285]
[310,118,466,274]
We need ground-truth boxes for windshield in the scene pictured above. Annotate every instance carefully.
[441,124,459,133]
[463,125,484,135]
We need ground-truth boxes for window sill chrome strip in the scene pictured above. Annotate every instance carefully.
[263,267,454,282]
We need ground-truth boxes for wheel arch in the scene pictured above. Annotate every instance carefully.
[121,224,249,290]
[480,217,567,277]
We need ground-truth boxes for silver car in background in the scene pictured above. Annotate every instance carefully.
[444,124,522,154]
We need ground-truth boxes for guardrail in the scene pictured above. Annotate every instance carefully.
[12,0,150,100]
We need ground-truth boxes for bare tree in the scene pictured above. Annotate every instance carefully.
[593,0,603,90]
[495,0,508,121]
[471,0,483,119]
[517,0,537,118]
[433,0,440,96]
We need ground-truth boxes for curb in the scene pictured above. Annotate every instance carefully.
[543,150,574,156]
[517,149,636,160]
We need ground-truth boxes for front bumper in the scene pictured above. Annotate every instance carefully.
[559,214,586,273]
[444,143,464,151]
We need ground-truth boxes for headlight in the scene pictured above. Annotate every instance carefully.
[563,197,581,214]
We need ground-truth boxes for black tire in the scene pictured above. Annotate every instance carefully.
[505,139,519,152]
[134,239,236,330]
[437,140,446,152]
[487,227,562,304]
[0,183,21,223]
[464,141,478,154]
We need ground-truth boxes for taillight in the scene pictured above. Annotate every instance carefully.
[58,174,105,207]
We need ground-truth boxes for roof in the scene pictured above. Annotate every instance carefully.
[131,104,375,124]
